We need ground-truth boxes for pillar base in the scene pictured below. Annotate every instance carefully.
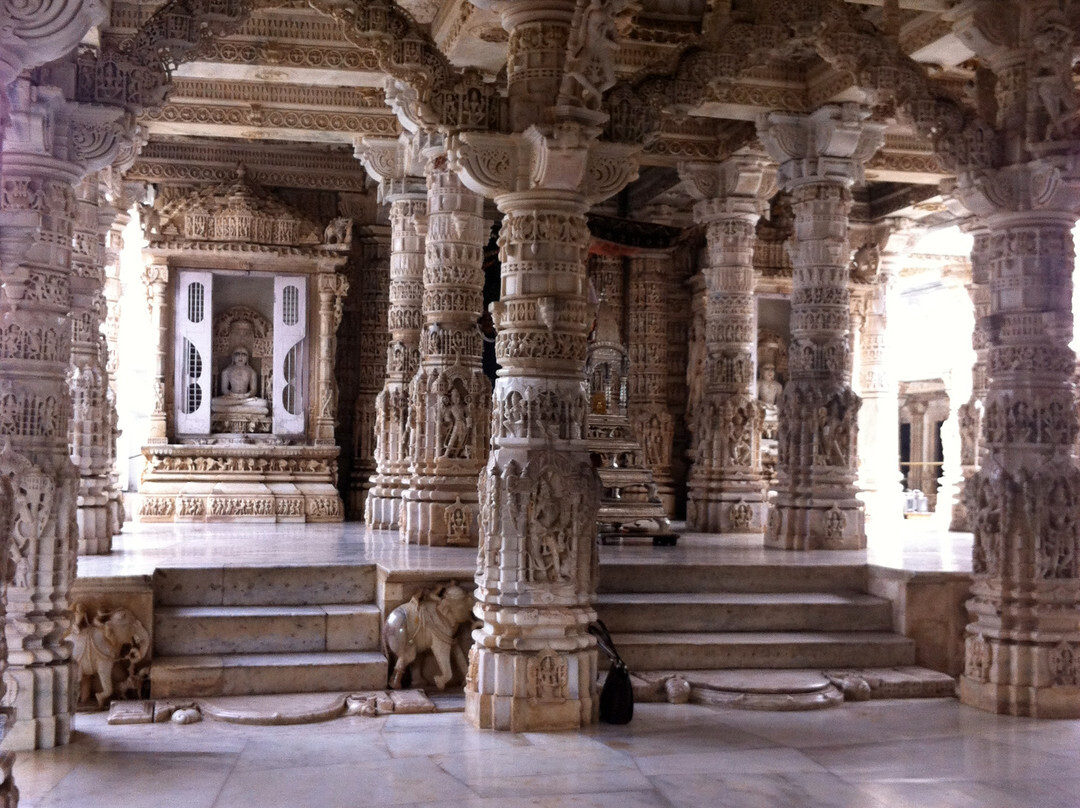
[687,479,767,533]
[465,646,597,732]
[958,676,1080,718]
[2,664,73,751]
[364,476,406,530]
[766,497,865,550]
[400,474,479,547]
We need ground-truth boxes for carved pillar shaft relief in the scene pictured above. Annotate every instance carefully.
[450,82,639,726]
[758,106,884,550]
[0,80,86,753]
[99,173,134,542]
[473,190,599,732]
[144,262,170,445]
[680,154,775,533]
[69,175,114,555]
[952,223,990,531]
[627,251,675,510]
[950,0,1080,717]
[314,271,349,446]
[401,155,491,546]
[959,209,1080,717]
[347,233,390,519]
[856,229,912,527]
[357,135,427,530]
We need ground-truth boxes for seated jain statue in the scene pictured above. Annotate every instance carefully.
[757,364,783,411]
[211,347,269,415]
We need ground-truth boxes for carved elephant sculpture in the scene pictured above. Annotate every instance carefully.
[382,582,474,690]
[72,605,150,708]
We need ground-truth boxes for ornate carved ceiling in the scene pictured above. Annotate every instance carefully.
[100,0,990,221]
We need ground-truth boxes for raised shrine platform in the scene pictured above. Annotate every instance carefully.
[137,443,344,523]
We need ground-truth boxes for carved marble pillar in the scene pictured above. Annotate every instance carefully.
[951,0,1080,717]
[957,198,1080,716]
[314,270,349,447]
[69,175,112,555]
[856,230,912,527]
[758,105,884,550]
[0,2,114,774]
[400,153,491,546]
[450,132,638,734]
[684,271,707,461]
[626,251,675,513]
[143,262,170,445]
[951,223,990,531]
[0,79,81,753]
[680,154,776,533]
[98,173,134,540]
[356,136,427,530]
[347,231,390,519]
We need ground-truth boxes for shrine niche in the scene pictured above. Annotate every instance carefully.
[585,261,673,543]
[137,168,351,523]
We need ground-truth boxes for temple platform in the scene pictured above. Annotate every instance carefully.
[74,519,974,700]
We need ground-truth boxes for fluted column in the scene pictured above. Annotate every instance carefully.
[347,230,390,519]
[952,0,1080,717]
[758,105,884,550]
[400,153,491,546]
[626,251,676,512]
[356,136,427,530]
[680,154,777,532]
[951,222,990,531]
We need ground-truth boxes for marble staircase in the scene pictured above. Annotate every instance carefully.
[596,559,918,673]
[150,565,388,698]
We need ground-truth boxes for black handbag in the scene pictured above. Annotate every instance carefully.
[589,620,633,724]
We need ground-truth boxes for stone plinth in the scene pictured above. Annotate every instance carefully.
[138,445,343,522]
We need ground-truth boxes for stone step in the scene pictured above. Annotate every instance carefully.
[154,604,382,656]
[150,651,388,698]
[153,564,377,607]
[595,592,893,633]
[597,561,867,594]
[611,631,917,671]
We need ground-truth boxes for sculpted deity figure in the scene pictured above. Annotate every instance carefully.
[442,387,472,458]
[211,347,269,415]
[757,365,783,410]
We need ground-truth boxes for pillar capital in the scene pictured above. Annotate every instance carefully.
[448,124,639,206]
[757,104,885,190]
[679,151,777,224]
[0,0,107,87]
[354,135,428,202]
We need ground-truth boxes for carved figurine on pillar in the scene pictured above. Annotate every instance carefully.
[758,104,884,550]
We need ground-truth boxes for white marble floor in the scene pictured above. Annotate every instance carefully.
[77,518,973,580]
[15,698,1080,808]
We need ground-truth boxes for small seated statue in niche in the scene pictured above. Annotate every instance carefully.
[757,364,783,410]
[211,347,268,415]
